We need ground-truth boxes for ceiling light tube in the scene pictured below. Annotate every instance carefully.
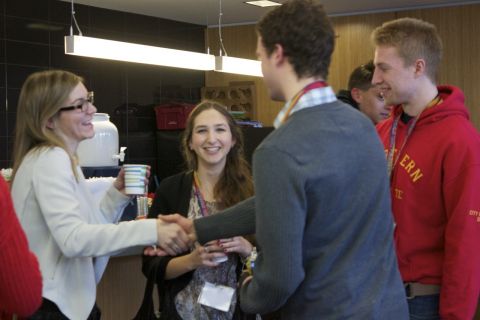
[65,35,216,71]
[215,56,263,77]
[245,1,282,8]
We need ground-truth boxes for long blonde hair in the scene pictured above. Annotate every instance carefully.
[11,70,84,183]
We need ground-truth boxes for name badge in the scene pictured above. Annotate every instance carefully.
[198,281,235,312]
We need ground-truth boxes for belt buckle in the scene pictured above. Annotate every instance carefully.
[404,283,415,300]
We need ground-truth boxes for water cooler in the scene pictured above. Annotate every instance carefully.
[77,113,134,220]
[77,113,125,168]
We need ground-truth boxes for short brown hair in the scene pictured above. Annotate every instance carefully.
[348,60,375,91]
[256,0,335,79]
[371,17,442,82]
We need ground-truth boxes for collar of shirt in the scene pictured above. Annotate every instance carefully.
[273,86,337,129]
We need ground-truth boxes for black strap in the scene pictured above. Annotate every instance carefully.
[132,259,158,320]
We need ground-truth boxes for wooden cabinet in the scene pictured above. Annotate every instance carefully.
[96,255,151,320]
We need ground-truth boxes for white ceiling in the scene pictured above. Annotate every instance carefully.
[63,0,480,26]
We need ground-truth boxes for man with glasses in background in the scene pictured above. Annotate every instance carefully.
[337,60,393,124]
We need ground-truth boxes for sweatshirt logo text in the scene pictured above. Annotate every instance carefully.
[385,150,424,183]
[469,210,480,222]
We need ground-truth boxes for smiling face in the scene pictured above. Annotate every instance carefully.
[51,82,97,153]
[189,108,235,172]
[372,45,417,107]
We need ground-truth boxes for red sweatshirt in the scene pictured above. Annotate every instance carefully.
[0,176,42,318]
[377,85,480,319]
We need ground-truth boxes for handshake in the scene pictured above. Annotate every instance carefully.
[146,214,196,256]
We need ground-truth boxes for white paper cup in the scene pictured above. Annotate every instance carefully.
[123,164,148,195]
[212,255,228,264]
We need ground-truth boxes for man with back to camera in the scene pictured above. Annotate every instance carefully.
[337,60,393,124]
[154,0,409,318]
[372,17,480,319]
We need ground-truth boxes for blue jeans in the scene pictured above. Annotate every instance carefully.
[408,294,440,320]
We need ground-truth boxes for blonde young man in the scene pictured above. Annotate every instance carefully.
[372,18,480,319]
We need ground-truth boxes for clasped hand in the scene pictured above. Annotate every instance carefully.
[145,214,254,261]
[143,214,195,256]
[153,218,191,256]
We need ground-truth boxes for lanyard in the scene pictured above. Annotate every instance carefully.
[193,172,209,217]
[386,115,419,178]
[386,95,442,178]
[280,81,328,124]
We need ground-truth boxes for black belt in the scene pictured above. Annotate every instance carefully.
[404,282,441,299]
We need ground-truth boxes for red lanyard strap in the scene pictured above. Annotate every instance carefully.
[387,114,419,178]
[281,81,328,123]
[193,172,209,217]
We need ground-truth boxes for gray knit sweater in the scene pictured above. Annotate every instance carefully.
[195,100,408,319]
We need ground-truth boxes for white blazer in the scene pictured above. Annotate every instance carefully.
[12,147,157,320]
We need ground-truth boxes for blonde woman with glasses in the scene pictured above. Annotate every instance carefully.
[10,70,189,320]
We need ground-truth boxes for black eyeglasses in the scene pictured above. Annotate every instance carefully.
[59,91,94,112]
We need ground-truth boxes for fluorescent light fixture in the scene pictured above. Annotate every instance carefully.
[65,35,215,71]
[245,1,282,8]
[27,23,64,31]
[215,56,263,77]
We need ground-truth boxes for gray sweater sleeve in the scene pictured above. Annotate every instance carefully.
[240,147,306,314]
[193,197,256,245]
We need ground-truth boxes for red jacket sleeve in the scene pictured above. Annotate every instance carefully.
[440,160,480,319]
[0,177,42,316]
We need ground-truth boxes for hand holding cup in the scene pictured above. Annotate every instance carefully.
[188,241,227,268]
[122,164,150,195]
[219,237,253,259]
[204,240,228,264]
